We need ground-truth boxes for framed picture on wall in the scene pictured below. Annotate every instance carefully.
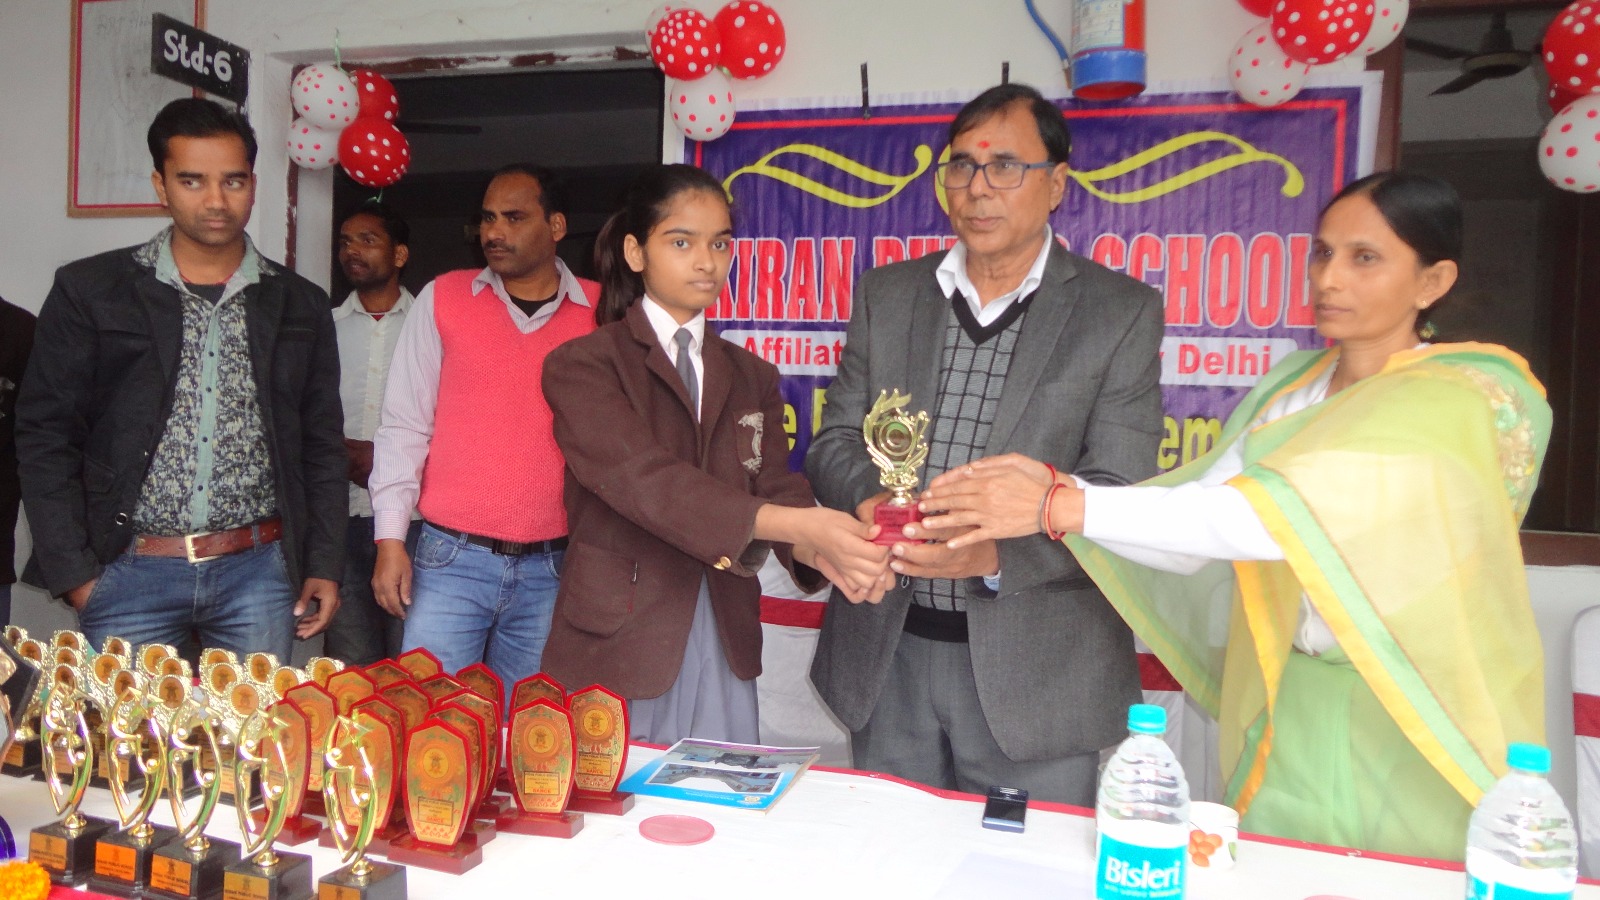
[69,0,205,217]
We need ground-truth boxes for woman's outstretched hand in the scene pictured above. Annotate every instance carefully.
[917,453,1068,549]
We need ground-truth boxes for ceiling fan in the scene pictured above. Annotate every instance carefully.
[1406,11,1537,96]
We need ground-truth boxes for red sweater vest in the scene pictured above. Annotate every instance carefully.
[418,270,597,542]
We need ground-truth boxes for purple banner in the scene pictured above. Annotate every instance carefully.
[689,87,1365,472]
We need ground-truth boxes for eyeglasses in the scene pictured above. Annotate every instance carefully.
[936,159,1056,190]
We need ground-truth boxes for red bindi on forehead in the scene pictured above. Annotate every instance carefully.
[978,141,990,149]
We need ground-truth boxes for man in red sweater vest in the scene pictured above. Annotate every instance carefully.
[370,164,597,699]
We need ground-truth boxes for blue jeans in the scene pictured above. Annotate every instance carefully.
[76,542,297,662]
[401,523,562,706]
[323,517,417,665]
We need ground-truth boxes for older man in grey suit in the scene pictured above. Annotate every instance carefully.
[806,83,1163,805]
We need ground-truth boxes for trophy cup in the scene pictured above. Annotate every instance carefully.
[86,651,139,788]
[222,710,314,900]
[29,665,116,884]
[317,715,407,900]
[88,687,179,896]
[327,670,377,716]
[199,661,246,802]
[495,699,583,838]
[318,709,398,854]
[264,700,323,846]
[270,667,306,702]
[863,389,932,545]
[139,644,179,678]
[282,682,336,818]
[3,639,45,775]
[565,685,634,815]
[386,719,483,874]
[323,698,406,852]
[1,640,42,859]
[428,702,495,843]
[305,658,344,689]
[145,696,242,900]
[244,653,280,686]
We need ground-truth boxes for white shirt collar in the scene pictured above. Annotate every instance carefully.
[470,258,592,308]
[333,287,414,321]
[641,295,705,361]
[935,226,1055,326]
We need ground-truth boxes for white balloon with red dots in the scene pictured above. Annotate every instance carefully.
[1354,0,1408,57]
[669,71,737,142]
[714,0,786,80]
[286,118,341,170]
[1539,93,1600,193]
[650,9,723,81]
[1543,0,1600,95]
[1230,22,1312,107]
[1270,0,1375,65]
[291,64,359,129]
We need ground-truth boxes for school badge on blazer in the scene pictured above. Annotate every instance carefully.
[736,412,764,474]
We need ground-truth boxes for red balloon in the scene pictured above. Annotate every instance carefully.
[1550,84,1587,114]
[351,69,401,123]
[1543,0,1600,95]
[650,8,722,80]
[339,119,411,188]
[713,1,786,79]
[1239,0,1274,15]
[1270,0,1375,65]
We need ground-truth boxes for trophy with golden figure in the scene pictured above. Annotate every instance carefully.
[1,637,42,859]
[28,663,116,884]
[3,636,47,775]
[317,715,408,900]
[146,694,242,900]
[87,681,179,897]
[863,389,932,545]
[222,709,314,900]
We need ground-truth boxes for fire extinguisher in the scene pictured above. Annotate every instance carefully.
[1027,0,1147,101]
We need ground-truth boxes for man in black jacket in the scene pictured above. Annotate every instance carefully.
[0,296,35,625]
[16,98,345,661]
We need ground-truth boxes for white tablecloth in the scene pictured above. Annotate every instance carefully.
[3,750,1595,899]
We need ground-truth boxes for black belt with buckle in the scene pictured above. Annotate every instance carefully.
[903,603,969,643]
[427,522,568,556]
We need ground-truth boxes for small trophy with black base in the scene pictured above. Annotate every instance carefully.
[28,665,115,884]
[87,689,179,897]
[317,715,407,900]
[145,697,242,900]
[222,709,314,900]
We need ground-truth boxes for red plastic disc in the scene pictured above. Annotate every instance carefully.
[638,814,716,845]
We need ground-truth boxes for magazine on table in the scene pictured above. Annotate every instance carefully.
[620,738,821,811]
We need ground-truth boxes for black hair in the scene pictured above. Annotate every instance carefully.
[147,97,258,172]
[593,164,731,326]
[341,199,411,248]
[490,162,569,220]
[949,83,1071,165]
[1324,171,1463,335]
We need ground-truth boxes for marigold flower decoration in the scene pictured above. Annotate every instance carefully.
[0,860,50,900]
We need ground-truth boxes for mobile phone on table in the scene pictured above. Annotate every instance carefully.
[981,785,1028,833]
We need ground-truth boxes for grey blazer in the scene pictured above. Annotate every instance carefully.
[805,241,1164,762]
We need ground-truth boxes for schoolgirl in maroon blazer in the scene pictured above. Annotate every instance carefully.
[540,165,889,744]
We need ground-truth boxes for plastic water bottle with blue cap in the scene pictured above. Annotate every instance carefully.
[1464,742,1578,899]
[1095,703,1188,899]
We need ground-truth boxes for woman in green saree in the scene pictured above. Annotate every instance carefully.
[913,172,1551,861]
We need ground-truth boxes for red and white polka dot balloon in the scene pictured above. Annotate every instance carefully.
[645,3,685,39]
[669,70,736,142]
[1354,0,1408,57]
[291,64,359,129]
[1230,22,1312,107]
[713,1,786,79]
[1239,0,1274,16]
[1543,0,1600,95]
[286,118,341,170]
[1551,83,1586,114]
[1270,0,1375,65]
[1539,93,1600,193]
[650,8,723,81]
[338,119,412,188]
[352,70,401,123]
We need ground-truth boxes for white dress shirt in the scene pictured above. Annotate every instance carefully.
[333,288,413,517]
[641,296,705,421]
[367,262,592,542]
[1081,363,1338,654]
[934,226,1055,326]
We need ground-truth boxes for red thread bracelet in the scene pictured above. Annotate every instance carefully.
[1040,482,1066,541]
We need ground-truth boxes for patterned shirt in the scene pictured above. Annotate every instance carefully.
[132,228,278,534]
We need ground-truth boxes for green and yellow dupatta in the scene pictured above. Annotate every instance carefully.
[1065,342,1551,813]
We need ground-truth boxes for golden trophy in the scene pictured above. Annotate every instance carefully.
[222,709,314,900]
[1,638,42,859]
[28,664,116,884]
[317,715,408,900]
[863,389,932,545]
[3,637,46,774]
[146,695,242,900]
[305,657,345,689]
[87,686,179,896]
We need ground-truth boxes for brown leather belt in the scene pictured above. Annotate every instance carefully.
[133,517,283,563]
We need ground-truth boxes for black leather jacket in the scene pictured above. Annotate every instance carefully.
[16,236,346,596]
